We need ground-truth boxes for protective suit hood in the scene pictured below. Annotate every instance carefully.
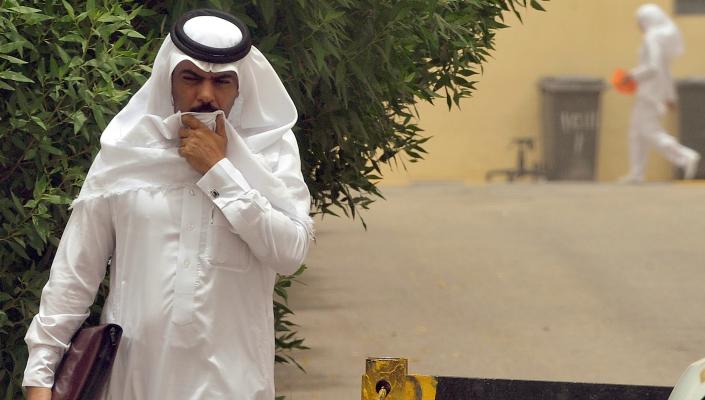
[636,3,684,61]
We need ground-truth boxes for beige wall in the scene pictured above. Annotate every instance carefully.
[383,0,705,184]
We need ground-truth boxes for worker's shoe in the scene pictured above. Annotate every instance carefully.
[683,151,701,180]
[617,174,645,184]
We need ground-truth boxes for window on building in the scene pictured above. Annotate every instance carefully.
[675,0,705,15]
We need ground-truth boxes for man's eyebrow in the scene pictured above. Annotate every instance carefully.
[180,69,203,78]
[179,69,236,80]
[213,72,237,80]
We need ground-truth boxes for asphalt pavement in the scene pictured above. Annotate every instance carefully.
[275,182,705,399]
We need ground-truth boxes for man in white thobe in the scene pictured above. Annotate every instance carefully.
[23,9,313,400]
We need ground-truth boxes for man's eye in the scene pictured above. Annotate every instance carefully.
[183,75,199,81]
[215,79,232,85]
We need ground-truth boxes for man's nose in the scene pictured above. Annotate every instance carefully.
[196,80,216,105]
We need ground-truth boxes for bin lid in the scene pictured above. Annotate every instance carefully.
[539,76,605,92]
[676,77,705,88]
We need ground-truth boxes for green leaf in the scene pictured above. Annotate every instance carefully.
[258,0,275,25]
[21,12,53,24]
[530,0,547,11]
[0,311,9,328]
[0,80,15,91]
[59,33,85,44]
[62,0,75,18]
[72,111,87,134]
[32,216,50,243]
[0,71,33,83]
[55,44,71,64]
[0,41,24,54]
[118,29,145,39]
[257,34,280,53]
[8,6,41,14]
[23,147,36,160]
[7,241,29,260]
[97,14,124,23]
[39,141,64,156]
[92,107,106,131]
[33,176,47,198]
[0,55,27,64]
[30,116,47,131]
[42,194,71,205]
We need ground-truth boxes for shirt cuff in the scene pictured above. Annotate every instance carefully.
[196,158,252,206]
[22,345,63,388]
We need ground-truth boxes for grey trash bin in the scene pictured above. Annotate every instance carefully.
[539,77,605,180]
[676,77,705,179]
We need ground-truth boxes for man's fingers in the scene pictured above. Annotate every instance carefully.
[178,140,191,156]
[181,114,208,130]
[215,114,226,138]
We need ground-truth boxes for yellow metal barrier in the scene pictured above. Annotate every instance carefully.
[361,357,673,400]
[361,357,437,400]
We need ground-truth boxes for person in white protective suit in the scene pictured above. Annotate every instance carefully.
[23,9,313,400]
[619,3,700,183]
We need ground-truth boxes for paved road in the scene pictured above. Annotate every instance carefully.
[275,183,705,399]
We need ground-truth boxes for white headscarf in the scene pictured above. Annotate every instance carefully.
[636,3,684,61]
[74,16,312,232]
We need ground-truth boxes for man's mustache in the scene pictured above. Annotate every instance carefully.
[190,104,219,113]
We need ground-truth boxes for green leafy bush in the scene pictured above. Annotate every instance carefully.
[0,0,544,397]
[0,2,154,397]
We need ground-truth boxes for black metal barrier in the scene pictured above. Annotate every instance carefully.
[362,357,673,400]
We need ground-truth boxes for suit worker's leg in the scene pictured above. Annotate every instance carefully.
[644,129,698,169]
[624,102,653,181]
[626,100,700,180]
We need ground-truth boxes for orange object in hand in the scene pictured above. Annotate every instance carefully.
[612,68,637,94]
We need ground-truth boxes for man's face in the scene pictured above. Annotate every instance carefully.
[171,60,239,116]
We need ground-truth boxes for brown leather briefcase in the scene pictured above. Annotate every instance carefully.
[51,324,122,400]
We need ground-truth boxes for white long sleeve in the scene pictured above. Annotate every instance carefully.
[630,38,661,83]
[23,197,115,388]
[196,156,310,276]
[629,33,678,110]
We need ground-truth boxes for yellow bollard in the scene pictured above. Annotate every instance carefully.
[361,358,407,400]
[361,358,437,400]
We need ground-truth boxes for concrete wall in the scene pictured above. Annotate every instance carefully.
[382,0,705,184]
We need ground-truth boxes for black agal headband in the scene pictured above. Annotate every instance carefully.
[171,9,252,63]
